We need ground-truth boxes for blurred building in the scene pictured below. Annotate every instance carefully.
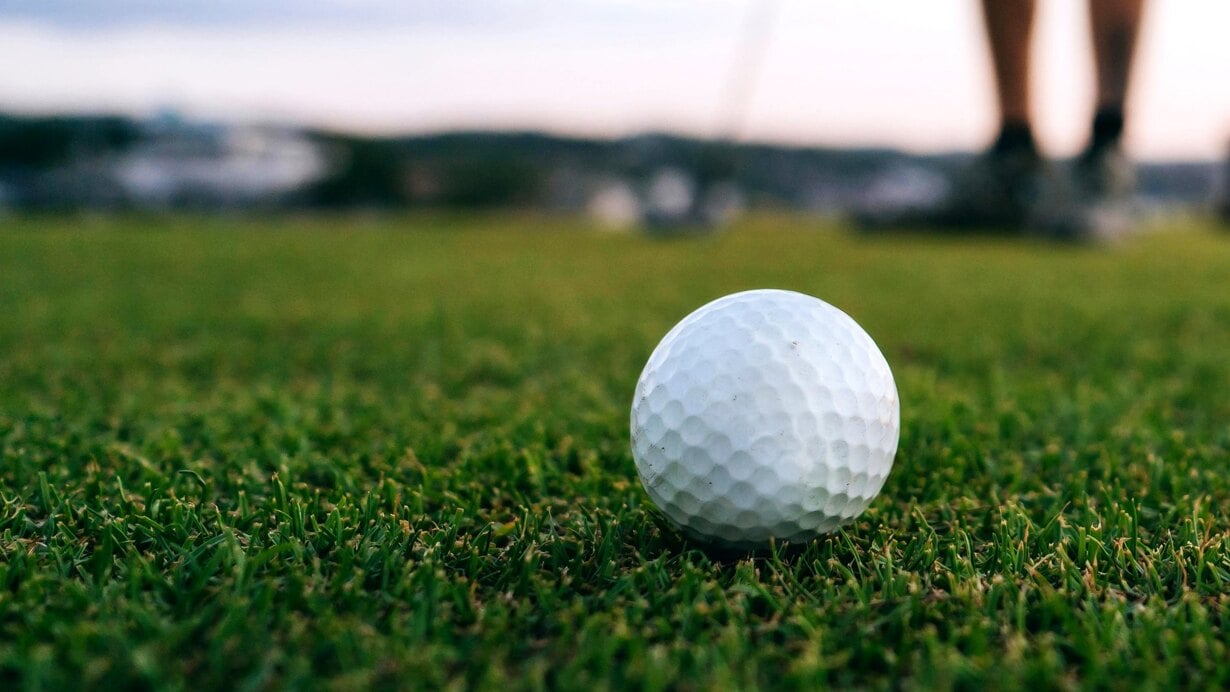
[114,115,326,208]
[0,112,325,210]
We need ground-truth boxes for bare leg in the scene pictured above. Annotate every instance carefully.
[1062,0,1147,239]
[1090,0,1145,113]
[1088,0,1145,151]
[869,1,1042,232]
[981,0,1037,133]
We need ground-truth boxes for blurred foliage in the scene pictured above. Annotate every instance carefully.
[0,114,139,167]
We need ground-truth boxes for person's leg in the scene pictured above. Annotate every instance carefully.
[857,1,1047,233]
[1058,0,1147,239]
[981,0,1038,153]
[1087,0,1146,153]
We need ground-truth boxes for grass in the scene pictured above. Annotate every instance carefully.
[0,212,1228,690]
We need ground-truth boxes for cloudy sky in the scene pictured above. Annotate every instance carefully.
[1,0,1226,159]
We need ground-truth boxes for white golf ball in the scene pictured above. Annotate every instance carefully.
[630,289,900,547]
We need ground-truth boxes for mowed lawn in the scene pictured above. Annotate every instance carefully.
[1,213,1228,689]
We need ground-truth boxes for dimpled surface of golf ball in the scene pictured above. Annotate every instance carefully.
[631,289,899,547]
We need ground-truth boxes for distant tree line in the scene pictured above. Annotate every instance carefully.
[0,113,1220,211]
[0,114,139,167]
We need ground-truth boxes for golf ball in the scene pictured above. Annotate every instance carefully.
[630,289,899,547]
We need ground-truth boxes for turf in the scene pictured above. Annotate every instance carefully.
[1,213,1228,690]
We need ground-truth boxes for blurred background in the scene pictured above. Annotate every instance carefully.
[1,0,1227,224]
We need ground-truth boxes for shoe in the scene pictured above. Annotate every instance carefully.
[1035,143,1137,242]
[942,145,1048,230]
[855,145,1049,233]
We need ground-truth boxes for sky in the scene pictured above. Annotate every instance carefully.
[1,0,1226,160]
